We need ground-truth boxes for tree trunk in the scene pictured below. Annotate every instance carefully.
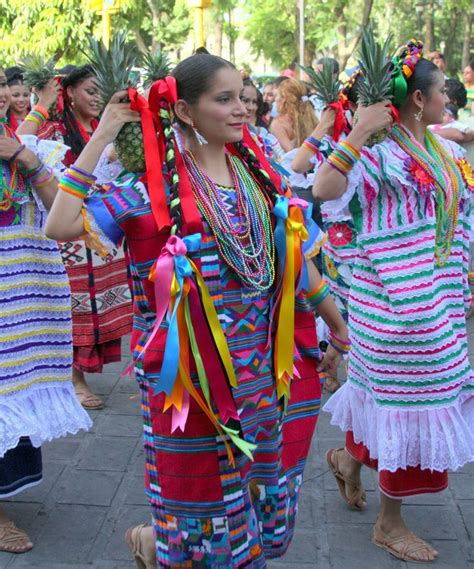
[462,0,474,68]
[214,17,223,57]
[134,29,147,53]
[443,7,459,74]
[337,0,374,70]
[146,0,161,51]
[423,2,435,52]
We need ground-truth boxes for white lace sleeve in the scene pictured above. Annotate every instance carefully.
[19,134,68,178]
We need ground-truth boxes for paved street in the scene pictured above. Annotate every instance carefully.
[1,318,473,569]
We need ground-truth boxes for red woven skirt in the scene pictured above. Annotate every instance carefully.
[73,338,122,373]
[345,431,448,499]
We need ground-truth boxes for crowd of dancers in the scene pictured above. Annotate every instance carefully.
[0,35,473,568]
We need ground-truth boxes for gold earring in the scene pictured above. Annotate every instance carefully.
[414,107,423,121]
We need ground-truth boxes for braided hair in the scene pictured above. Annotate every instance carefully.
[162,53,282,236]
[61,65,97,156]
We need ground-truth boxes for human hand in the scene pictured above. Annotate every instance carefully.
[317,107,336,136]
[0,135,25,161]
[354,100,393,138]
[91,91,141,146]
[317,344,342,377]
[35,78,61,110]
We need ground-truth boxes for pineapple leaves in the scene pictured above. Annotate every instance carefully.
[19,54,57,90]
[357,26,394,105]
[298,59,341,106]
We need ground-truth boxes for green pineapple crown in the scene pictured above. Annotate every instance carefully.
[357,26,394,105]
[85,31,139,107]
[141,49,172,89]
[300,60,341,106]
[19,54,57,90]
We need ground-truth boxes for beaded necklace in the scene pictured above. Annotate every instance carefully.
[391,125,463,266]
[184,151,275,291]
[0,120,26,211]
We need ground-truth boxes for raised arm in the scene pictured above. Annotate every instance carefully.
[312,102,393,201]
[291,108,335,173]
[45,91,140,241]
[16,79,60,136]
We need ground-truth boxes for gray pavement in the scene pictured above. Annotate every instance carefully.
[1,319,473,569]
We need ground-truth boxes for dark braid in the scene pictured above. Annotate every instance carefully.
[158,99,183,236]
[233,140,280,208]
[61,65,97,157]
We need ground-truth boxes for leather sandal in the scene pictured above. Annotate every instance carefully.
[125,524,156,569]
[326,448,367,511]
[0,521,33,553]
[372,526,438,563]
[74,389,105,410]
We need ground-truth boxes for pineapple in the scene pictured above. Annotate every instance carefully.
[300,59,341,107]
[85,32,145,173]
[355,27,393,145]
[20,54,56,91]
[19,54,57,115]
[141,49,172,90]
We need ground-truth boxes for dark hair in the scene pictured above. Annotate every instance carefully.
[161,54,281,235]
[171,53,234,129]
[405,58,441,99]
[61,64,97,156]
[5,66,24,87]
[444,103,458,120]
[273,76,289,88]
[445,78,467,108]
[317,57,340,76]
[58,64,77,76]
[242,78,268,127]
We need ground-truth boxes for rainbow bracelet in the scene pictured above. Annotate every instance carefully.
[328,330,351,354]
[469,272,474,299]
[302,136,322,154]
[59,166,96,199]
[19,161,53,187]
[327,140,361,177]
[305,279,330,311]
[24,105,49,126]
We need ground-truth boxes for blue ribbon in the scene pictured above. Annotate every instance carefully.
[154,233,201,396]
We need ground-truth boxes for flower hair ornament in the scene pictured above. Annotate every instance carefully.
[391,39,424,107]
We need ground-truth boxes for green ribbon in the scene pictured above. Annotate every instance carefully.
[391,58,408,108]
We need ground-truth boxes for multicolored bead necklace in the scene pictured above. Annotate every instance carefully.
[184,151,275,291]
[391,125,463,266]
[0,121,25,211]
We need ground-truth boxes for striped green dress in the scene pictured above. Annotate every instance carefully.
[324,129,474,475]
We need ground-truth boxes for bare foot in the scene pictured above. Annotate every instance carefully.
[0,521,33,553]
[72,368,104,410]
[326,448,367,510]
[373,518,438,562]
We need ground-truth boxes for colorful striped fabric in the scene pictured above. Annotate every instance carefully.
[325,132,474,474]
[0,196,91,458]
[84,168,321,566]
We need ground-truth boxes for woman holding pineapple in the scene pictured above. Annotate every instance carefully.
[315,40,474,563]
[18,65,133,410]
[45,51,348,568]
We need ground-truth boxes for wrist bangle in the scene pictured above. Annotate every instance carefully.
[328,329,351,354]
[327,140,361,177]
[59,165,96,200]
[9,144,26,162]
[305,279,330,311]
[302,136,322,154]
[32,105,49,120]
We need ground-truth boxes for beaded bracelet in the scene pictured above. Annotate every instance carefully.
[302,136,322,154]
[24,105,49,126]
[59,165,96,199]
[9,144,25,162]
[327,140,361,177]
[305,279,330,311]
[469,272,474,298]
[19,160,54,188]
[328,330,351,355]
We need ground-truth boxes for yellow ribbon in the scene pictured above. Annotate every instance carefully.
[188,259,238,388]
[275,206,307,400]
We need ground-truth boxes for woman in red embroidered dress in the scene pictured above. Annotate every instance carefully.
[18,66,133,410]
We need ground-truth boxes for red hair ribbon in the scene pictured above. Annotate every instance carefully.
[327,97,350,142]
[128,86,171,230]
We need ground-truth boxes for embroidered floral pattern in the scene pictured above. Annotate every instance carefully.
[404,157,436,195]
[327,222,355,247]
